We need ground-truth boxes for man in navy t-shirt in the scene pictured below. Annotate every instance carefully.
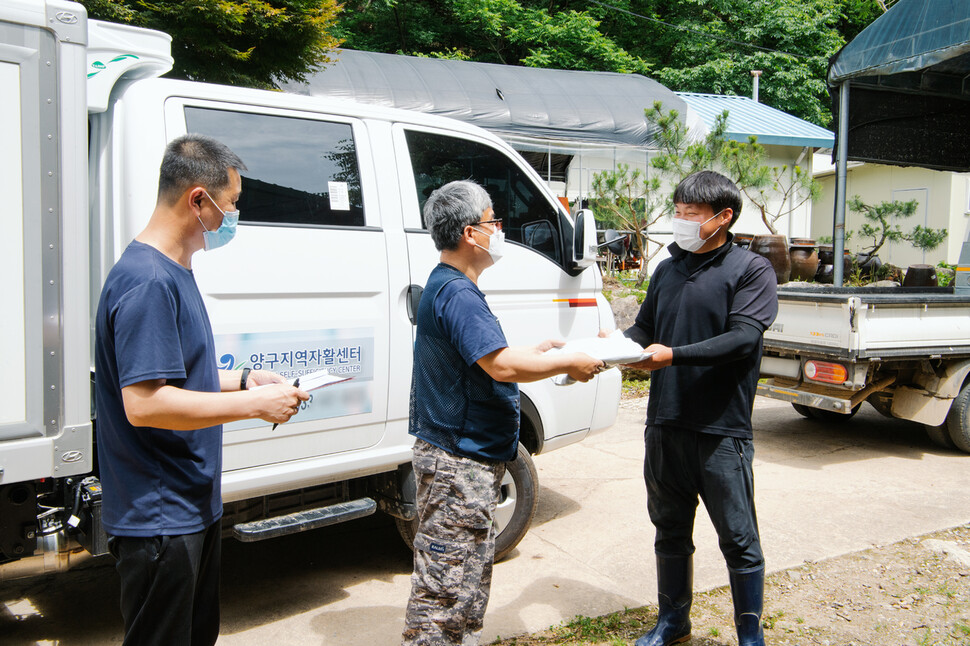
[95,134,308,646]
[402,180,604,646]
[622,171,778,646]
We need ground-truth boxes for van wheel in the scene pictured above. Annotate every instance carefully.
[807,404,861,423]
[925,423,958,450]
[945,382,970,454]
[394,442,539,562]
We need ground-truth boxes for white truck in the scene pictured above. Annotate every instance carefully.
[757,286,970,452]
[755,3,970,454]
[0,1,621,580]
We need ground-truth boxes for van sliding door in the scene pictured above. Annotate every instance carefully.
[171,102,392,494]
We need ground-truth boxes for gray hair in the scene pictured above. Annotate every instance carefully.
[157,134,247,205]
[424,180,494,251]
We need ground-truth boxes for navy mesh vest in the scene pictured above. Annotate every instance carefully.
[409,264,520,462]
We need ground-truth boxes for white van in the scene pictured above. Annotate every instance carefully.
[0,0,620,578]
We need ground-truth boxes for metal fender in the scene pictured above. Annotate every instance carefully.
[892,358,970,426]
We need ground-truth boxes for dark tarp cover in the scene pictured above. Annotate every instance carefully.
[827,0,970,171]
[283,49,686,152]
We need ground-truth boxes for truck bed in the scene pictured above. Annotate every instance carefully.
[764,285,970,360]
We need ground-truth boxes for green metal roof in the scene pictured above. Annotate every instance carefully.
[677,92,834,149]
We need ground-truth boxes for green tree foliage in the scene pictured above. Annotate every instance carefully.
[645,102,730,183]
[598,0,846,126]
[720,138,821,235]
[336,0,649,74]
[591,102,824,283]
[590,165,662,285]
[838,0,890,40]
[80,0,342,88]
[590,102,730,286]
[847,196,948,258]
[337,0,888,127]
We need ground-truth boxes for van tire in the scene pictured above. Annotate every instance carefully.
[945,382,970,454]
[394,442,539,562]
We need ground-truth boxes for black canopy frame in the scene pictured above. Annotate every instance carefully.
[827,0,970,286]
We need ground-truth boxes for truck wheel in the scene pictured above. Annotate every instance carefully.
[394,442,539,563]
[867,393,894,418]
[791,403,814,418]
[924,423,958,450]
[807,404,861,423]
[945,382,970,453]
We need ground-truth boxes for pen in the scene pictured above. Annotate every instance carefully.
[272,377,300,431]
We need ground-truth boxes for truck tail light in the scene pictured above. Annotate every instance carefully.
[804,360,848,384]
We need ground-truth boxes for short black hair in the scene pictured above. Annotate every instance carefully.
[157,134,246,205]
[672,170,742,228]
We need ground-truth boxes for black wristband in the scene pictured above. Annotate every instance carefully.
[240,367,251,391]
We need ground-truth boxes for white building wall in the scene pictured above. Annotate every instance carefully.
[812,154,970,267]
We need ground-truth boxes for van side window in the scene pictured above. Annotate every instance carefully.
[184,107,365,227]
[405,130,565,265]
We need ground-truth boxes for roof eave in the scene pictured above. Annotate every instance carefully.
[724,132,833,149]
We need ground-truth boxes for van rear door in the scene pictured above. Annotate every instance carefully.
[0,1,92,484]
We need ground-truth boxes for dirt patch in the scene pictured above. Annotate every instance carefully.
[489,524,970,646]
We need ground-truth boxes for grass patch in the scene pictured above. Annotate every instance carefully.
[762,610,785,629]
[603,274,648,304]
[490,608,655,645]
[550,608,650,644]
[622,378,650,399]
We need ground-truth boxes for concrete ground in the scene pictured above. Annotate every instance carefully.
[2,397,968,645]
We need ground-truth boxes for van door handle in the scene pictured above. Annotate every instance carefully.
[407,284,424,325]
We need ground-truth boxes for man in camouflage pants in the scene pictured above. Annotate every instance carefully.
[403,180,603,645]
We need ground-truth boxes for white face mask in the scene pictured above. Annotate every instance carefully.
[473,227,505,264]
[672,210,725,252]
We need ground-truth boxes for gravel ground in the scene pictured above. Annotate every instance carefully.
[490,524,970,646]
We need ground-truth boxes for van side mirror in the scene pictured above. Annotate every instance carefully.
[571,209,598,270]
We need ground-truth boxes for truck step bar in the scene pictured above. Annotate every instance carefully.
[232,497,377,543]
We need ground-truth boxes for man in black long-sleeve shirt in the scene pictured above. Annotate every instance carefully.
[624,171,778,646]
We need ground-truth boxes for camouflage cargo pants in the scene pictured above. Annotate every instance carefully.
[402,438,506,646]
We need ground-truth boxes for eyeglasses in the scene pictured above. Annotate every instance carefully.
[473,218,503,231]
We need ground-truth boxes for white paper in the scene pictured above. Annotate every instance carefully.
[545,331,653,385]
[546,330,653,366]
[293,369,352,391]
[328,181,350,211]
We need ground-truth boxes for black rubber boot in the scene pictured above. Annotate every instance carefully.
[729,567,765,646]
[635,554,693,646]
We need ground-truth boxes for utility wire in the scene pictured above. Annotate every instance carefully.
[587,0,813,60]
